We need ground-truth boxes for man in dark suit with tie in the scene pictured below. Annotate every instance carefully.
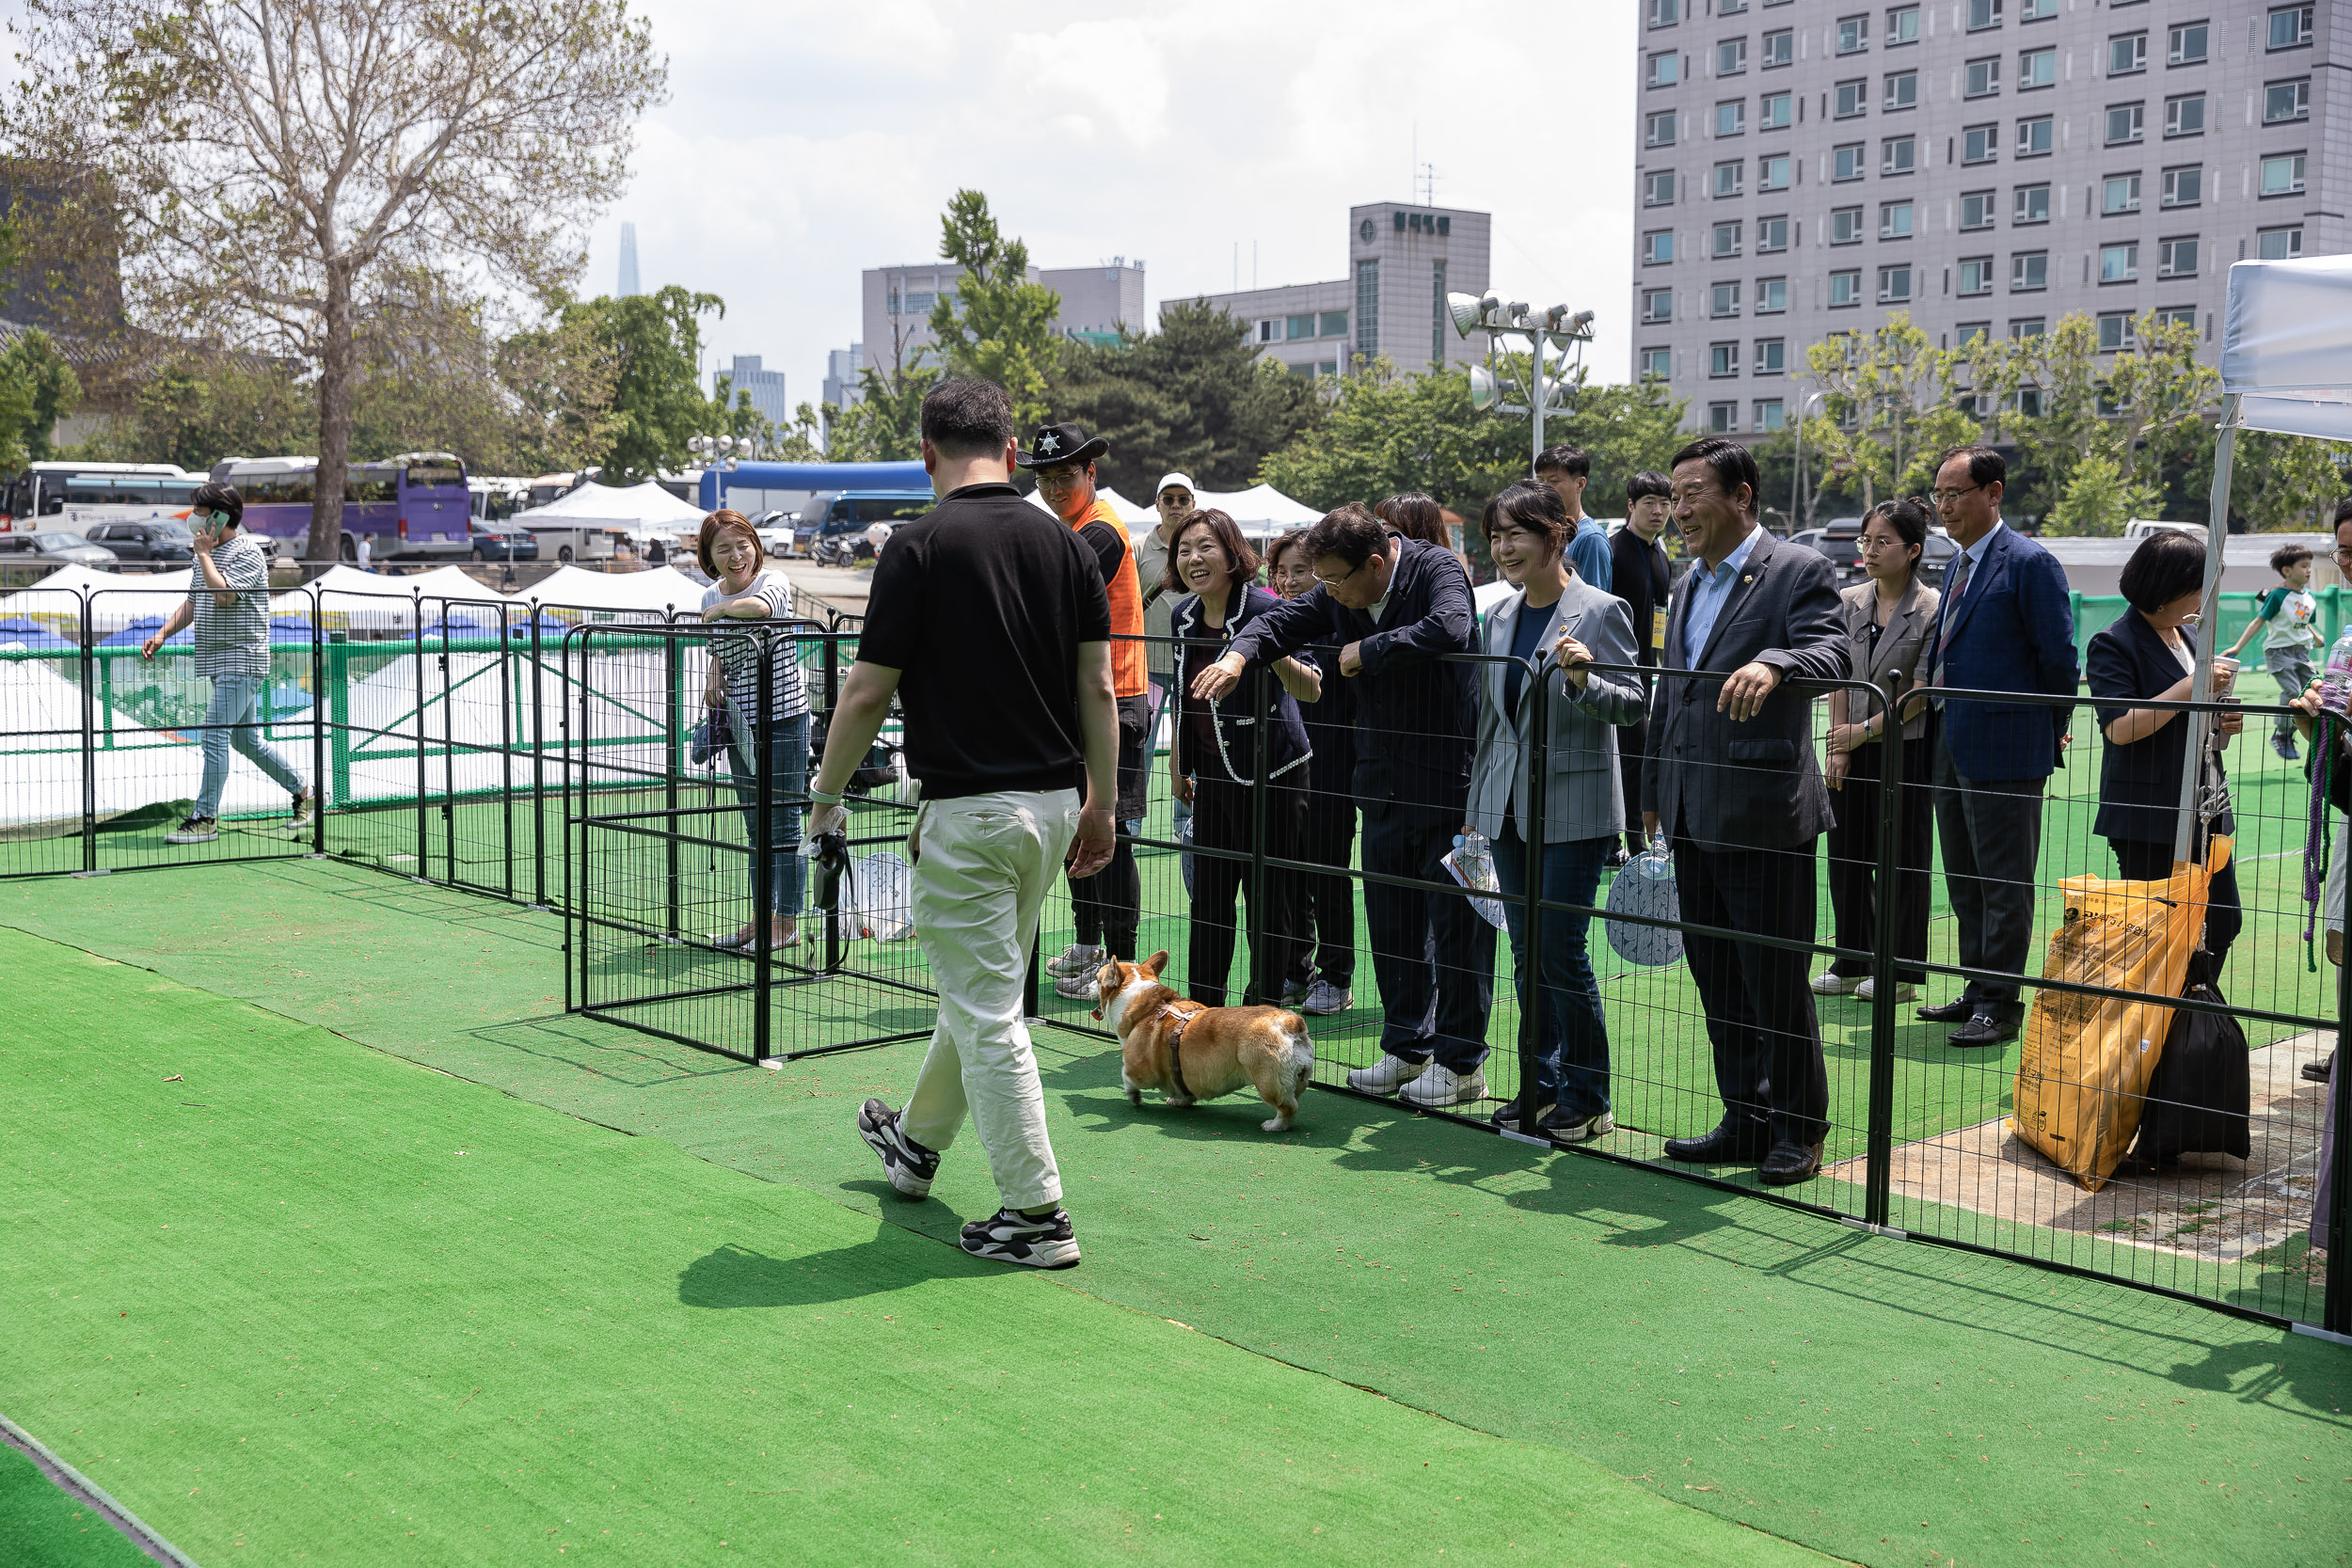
[1915,446,2078,1047]
[1643,438,1850,1185]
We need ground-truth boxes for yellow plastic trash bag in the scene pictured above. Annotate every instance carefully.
[2010,836,2232,1192]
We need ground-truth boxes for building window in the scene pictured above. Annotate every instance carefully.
[2011,250,2048,291]
[1961,190,1996,229]
[2157,236,2199,277]
[2018,0,2055,18]
[1756,276,1789,312]
[2108,32,2147,74]
[2104,103,2143,145]
[1881,198,1915,237]
[1723,0,1749,13]
[2017,116,2055,156]
[1646,110,1678,147]
[1714,222,1743,258]
[2153,306,2196,331]
[1758,153,1792,189]
[1831,205,1865,245]
[1830,268,1863,307]
[1715,160,1745,197]
[1756,214,1790,252]
[1649,0,1680,27]
[2258,226,2303,260]
[1960,256,1995,294]
[1835,78,1868,117]
[2010,316,2046,340]
[1884,70,1917,109]
[1717,100,1747,136]
[1287,313,1316,341]
[1644,169,1677,206]
[2019,45,2056,88]
[1754,338,1787,374]
[1883,135,1916,173]
[1710,341,1740,377]
[1956,321,1993,343]
[1320,309,1348,337]
[2103,173,2142,214]
[1719,37,1748,73]
[2166,93,2205,136]
[1644,230,1677,264]
[1965,56,2001,97]
[2265,79,2311,122]
[1643,288,1674,324]
[2268,5,2312,50]
[1886,4,1920,44]
[2262,153,2307,196]
[1709,402,1739,435]
[2161,166,2202,207]
[1879,263,1914,302]
[2099,242,2138,282]
[1967,0,2002,31]
[1759,90,1793,129]
[1256,318,1280,344]
[1712,280,1743,316]
[1642,346,1674,380]
[1762,27,1793,65]
[1963,122,1999,163]
[1355,260,1379,355]
[2168,22,2207,64]
[1834,142,1867,181]
[1837,13,1870,52]
[2013,182,2052,223]
[1755,399,1787,432]
[2097,310,2137,351]
[1648,50,1682,87]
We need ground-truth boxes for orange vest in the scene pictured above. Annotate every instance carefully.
[1072,497,1149,698]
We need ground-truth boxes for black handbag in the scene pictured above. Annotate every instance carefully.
[2133,983,2252,1165]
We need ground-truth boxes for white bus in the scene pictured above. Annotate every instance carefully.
[0,463,204,536]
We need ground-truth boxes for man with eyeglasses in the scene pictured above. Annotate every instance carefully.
[1915,445,2077,1049]
[1023,422,1152,1000]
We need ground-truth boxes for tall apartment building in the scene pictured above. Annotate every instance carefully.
[861,260,1147,373]
[723,356,789,426]
[1199,202,1493,376]
[1630,0,2334,436]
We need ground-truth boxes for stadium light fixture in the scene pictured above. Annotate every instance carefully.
[1446,286,1599,476]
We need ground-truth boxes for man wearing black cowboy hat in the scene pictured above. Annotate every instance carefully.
[1022,421,1153,1001]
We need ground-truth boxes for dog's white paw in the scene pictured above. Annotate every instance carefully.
[1262,1114,1295,1132]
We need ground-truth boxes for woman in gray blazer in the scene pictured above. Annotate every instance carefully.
[1814,498,1941,1005]
[1464,483,1646,1140]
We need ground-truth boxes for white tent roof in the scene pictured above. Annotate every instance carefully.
[2221,254,2352,439]
[524,563,707,613]
[1025,482,1321,541]
[513,481,707,539]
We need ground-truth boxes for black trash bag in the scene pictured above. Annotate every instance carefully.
[2133,984,2251,1165]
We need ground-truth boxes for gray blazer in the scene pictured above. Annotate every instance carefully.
[1642,528,1850,850]
[1465,578,1647,844]
[1837,576,1940,741]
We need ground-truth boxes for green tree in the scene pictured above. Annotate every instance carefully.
[1803,313,1977,507]
[2010,312,2218,531]
[0,327,79,467]
[2044,449,2154,536]
[825,354,939,463]
[565,286,725,483]
[927,191,1060,428]
[1257,358,1526,514]
[2217,431,2352,531]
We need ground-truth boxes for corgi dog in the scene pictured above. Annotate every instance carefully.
[1091,950,1314,1132]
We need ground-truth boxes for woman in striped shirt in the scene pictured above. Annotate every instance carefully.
[698,509,811,952]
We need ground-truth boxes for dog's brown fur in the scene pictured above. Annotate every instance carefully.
[1090,951,1313,1132]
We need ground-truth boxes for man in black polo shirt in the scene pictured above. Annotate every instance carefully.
[810,377,1119,1270]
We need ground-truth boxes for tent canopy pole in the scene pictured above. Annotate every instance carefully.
[2174,391,2244,864]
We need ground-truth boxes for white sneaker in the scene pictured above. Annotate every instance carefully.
[1345,1053,1428,1096]
[1810,970,1863,995]
[1043,942,1104,978]
[1854,976,1916,1004]
[165,816,219,845]
[1398,1064,1486,1109]
[1302,980,1354,1016]
[1053,969,1100,1002]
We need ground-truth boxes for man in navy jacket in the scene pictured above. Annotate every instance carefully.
[1917,446,2078,1047]
[1198,503,1494,1109]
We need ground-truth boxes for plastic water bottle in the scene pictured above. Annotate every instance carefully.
[2320,628,2352,715]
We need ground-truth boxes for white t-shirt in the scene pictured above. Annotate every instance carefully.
[701,570,809,725]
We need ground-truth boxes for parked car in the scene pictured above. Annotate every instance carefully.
[0,531,119,566]
[469,519,540,562]
[84,519,195,564]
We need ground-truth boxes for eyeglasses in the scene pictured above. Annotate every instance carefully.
[1034,467,1087,486]
[1929,483,1985,506]
[1857,535,1908,552]
[2333,546,2352,562]
[1313,562,1362,590]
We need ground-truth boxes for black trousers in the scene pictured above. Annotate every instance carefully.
[1617,718,1650,856]
[1360,803,1496,1072]
[1825,734,1935,984]
[2109,832,2243,981]
[1285,794,1359,989]
[1187,773,1307,1006]
[1071,694,1152,957]
[1673,837,1830,1147]
[1931,730,2045,1022]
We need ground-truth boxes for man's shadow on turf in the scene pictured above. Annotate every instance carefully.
[678,1232,993,1308]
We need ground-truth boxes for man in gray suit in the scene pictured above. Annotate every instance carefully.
[1642,438,1849,1185]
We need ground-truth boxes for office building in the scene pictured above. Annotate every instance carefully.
[617,222,641,299]
[823,345,864,409]
[861,259,1147,372]
[1198,202,1493,376]
[724,356,789,427]
[1629,0,2335,435]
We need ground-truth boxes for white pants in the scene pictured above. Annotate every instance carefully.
[902,788,1082,1211]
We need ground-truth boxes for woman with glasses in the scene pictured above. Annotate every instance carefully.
[1813,499,1942,1004]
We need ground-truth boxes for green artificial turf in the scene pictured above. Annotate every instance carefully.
[0,1436,154,1568]
[8,861,2348,1568]
[0,925,1836,1567]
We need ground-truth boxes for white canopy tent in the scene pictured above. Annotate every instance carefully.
[0,565,195,630]
[511,481,707,542]
[1025,481,1323,542]
[523,563,708,615]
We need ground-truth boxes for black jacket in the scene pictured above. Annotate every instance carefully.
[2087,611,2231,846]
[1170,585,1313,784]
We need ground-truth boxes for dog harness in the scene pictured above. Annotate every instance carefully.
[1154,1001,1202,1098]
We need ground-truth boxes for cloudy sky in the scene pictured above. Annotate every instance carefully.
[609,0,1641,410]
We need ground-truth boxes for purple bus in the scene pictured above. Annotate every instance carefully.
[211,452,472,561]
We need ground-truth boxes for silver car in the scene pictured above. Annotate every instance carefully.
[0,531,120,566]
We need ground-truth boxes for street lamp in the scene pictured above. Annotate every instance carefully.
[1445,293,1597,474]
[1788,389,1827,535]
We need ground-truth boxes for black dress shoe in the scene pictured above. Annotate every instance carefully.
[1757,1139,1823,1185]
[2303,1051,2336,1084]
[1916,999,1975,1023]
[1662,1118,1773,1164]
[1947,1012,2020,1048]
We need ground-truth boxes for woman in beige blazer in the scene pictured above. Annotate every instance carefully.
[1812,498,1941,1005]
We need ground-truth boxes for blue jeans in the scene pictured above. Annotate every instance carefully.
[195,670,305,819]
[1490,830,1613,1120]
[729,711,810,918]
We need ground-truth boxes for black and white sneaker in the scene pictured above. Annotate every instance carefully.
[290,787,315,828]
[856,1097,940,1199]
[960,1206,1081,1270]
[164,816,219,845]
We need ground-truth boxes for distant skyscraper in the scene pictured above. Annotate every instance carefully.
[725,356,790,427]
[823,344,864,409]
[617,222,641,298]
